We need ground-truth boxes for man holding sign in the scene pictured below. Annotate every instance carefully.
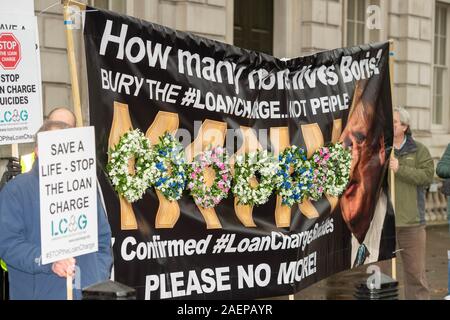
[0,120,112,300]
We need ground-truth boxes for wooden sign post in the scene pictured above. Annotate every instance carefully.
[388,39,397,281]
[62,0,85,128]
[62,0,86,300]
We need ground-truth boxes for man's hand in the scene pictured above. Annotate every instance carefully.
[52,258,76,278]
[389,157,399,173]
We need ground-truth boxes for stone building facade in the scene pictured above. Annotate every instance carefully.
[2,0,449,161]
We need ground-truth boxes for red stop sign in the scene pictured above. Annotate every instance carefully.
[0,33,21,70]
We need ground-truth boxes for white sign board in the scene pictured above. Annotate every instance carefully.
[39,127,98,264]
[0,14,43,145]
[0,0,34,15]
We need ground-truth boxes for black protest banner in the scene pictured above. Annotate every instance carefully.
[84,7,395,300]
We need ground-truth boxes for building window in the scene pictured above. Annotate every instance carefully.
[234,0,273,55]
[346,0,365,46]
[91,0,126,14]
[345,0,382,46]
[433,3,448,126]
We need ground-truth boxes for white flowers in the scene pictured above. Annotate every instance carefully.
[275,146,312,206]
[232,150,278,206]
[187,146,232,208]
[150,133,187,201]
[107,129,154,203]
[323,143,351,196]
[107,129,352,207]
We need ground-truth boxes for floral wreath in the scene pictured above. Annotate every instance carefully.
[232,150,278,206]
[323,143,351,196]
[107,129,154,203]
[150,132,187,201]
[107,129,352,205]
[187,146,232,208]
[275,146,312,206]
[308,144,352,200]
[308,146,330,200]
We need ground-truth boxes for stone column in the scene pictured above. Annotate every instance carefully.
[299,0,343,55]
[388,0,433,135]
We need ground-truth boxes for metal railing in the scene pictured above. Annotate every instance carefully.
[425,181,449,224]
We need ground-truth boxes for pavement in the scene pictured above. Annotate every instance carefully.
[289,223,450,300]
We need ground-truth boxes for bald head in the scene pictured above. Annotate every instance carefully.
[34,120,71,156]
[47,107,76,128]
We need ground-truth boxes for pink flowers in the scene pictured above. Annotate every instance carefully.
[187,146,232,208]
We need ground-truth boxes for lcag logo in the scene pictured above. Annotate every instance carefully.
[0,109,28,123]
[51,213,87,237]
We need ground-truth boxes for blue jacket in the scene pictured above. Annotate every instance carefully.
[0,162,113,300]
